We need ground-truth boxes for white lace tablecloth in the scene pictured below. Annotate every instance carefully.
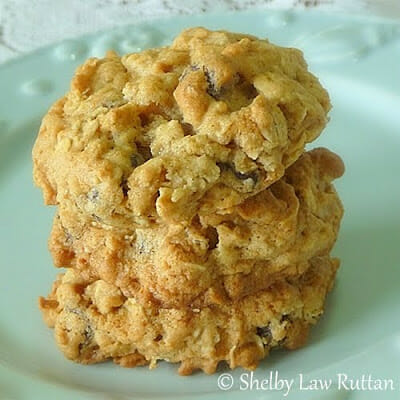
[1,0,399,63]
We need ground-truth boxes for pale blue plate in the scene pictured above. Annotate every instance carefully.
[1,9,400,400]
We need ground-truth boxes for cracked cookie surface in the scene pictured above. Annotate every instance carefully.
[33,27,331,226]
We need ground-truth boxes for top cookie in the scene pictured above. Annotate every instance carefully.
[33,27,330,226]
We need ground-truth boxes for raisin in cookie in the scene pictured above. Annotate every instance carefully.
[39,254,338,375]
[33,27,331,226]
[48,148,344,307]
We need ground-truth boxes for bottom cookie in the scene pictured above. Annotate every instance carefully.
[39,255,338,375]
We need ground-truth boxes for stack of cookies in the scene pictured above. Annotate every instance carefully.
[33,28,344,375]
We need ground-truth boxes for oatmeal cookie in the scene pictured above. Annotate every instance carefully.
[48,148,344,307]
[33,27,331,226]
[39,254,338,375]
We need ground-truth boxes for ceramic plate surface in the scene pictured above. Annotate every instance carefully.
[1,9,400,400]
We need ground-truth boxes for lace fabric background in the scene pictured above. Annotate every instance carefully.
[0,0,399,62]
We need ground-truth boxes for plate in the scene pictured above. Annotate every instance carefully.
[1,9,400,400]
